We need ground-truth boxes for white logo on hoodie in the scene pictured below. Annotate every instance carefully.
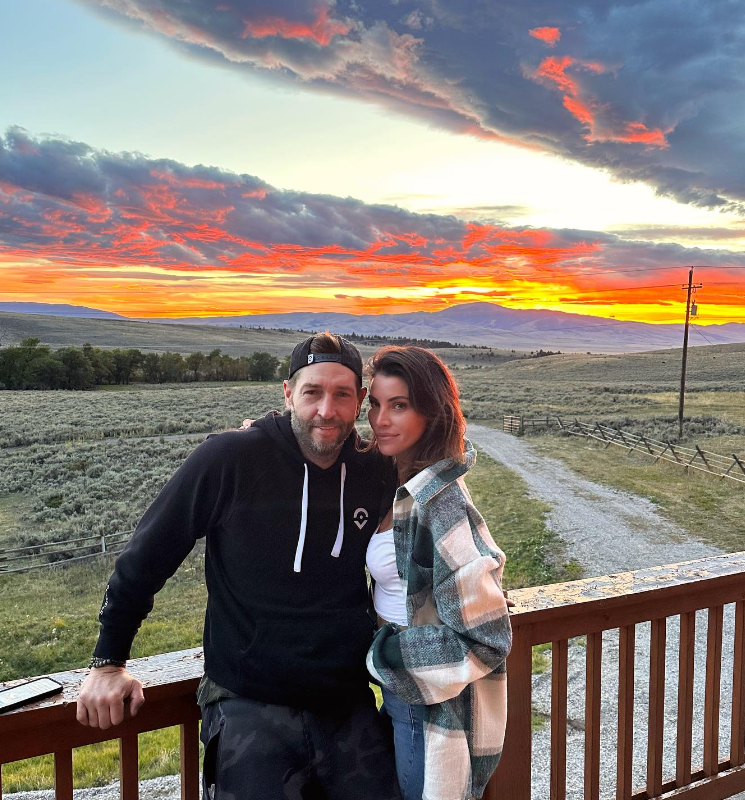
[353,508,369,530]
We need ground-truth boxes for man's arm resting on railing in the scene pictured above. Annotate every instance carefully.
[76,665,145,730]
[77,435,236,728]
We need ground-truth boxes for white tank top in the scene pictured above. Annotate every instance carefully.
[366,530,408,626]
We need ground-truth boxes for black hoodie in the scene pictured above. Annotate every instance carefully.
[94,412,396,708]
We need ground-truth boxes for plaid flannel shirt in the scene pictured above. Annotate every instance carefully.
[367,441,511,800]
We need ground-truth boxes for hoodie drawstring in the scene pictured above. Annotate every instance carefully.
[330,463,346,558]
[293,464,309,573]
[294,461,347,572]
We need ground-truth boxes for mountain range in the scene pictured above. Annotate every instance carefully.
[0,303,125,320]
[1,302,743,353]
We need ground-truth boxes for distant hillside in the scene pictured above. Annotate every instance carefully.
[4,300,745,354]
[0,312,310,357]
[0,302,125,319]
[0,311,519,363]
[488,341,745,385]
[143,302,745,354]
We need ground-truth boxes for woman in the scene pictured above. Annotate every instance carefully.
[365,346,511,800]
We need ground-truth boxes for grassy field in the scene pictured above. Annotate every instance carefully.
[0,449,556,791]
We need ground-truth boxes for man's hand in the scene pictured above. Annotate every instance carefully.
[240,419,255,429]
[76,666,145,729]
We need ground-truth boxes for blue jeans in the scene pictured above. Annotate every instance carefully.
[381,687,425,800]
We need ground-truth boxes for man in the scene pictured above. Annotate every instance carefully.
[77,333,401,800]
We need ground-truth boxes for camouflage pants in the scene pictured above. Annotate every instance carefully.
[200,690,401,800]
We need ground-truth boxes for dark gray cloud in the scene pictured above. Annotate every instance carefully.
[80,0,745,211]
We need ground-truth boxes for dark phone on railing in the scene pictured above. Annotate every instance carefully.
[0,677,63,712]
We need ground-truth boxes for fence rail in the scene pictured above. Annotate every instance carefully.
[503,415,556,435]
[0,531,133,575]
[562,418,745,485]
[502,415,745,485]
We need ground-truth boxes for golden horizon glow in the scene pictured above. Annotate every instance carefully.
[1,256,742,325]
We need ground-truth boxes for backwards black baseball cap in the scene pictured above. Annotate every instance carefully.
[288,334,363,382]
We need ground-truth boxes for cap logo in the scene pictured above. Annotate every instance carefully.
[307,354,314,364]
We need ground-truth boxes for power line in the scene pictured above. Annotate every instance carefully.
[690,324,717,346]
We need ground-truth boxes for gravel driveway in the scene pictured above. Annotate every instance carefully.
[467,423,742,800]
[466,423,720,577]
[8,425,739,800]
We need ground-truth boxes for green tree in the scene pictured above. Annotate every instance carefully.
[206,349,223,381]
[83,344,115,385]
[142,353,162,383]
[0,340,52,389]
[277,354,292,379]
[111,349,143,384]
[247,352,280,382]
[25,355,67,389]
[185,351,205,381]
[160,352,186,383]
[57,347,95,390]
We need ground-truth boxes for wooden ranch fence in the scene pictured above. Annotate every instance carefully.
[4,552,745,800]
[501,416,745,486]
[0,531,133,575]
[503,415,556,436]
[562,419,745,485]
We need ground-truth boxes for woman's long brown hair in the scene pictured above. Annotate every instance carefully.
[365,346,466,482]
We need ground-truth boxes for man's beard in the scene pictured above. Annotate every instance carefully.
[291,412,354,458]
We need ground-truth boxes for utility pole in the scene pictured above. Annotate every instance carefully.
[678,267,703,439]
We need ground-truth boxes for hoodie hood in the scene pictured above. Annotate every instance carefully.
[253,410,361,469]
[252,410,360,572]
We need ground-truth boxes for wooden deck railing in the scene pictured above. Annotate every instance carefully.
[490,551,745,800]
[0,649,203,800]
[4,553,745,799]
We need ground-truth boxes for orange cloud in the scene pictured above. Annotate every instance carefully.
[533,55,670,149]
[241,6,350,46]
[529,26,561,47]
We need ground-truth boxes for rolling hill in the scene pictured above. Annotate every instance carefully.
[3,301,745,354]
[141,302,745,353]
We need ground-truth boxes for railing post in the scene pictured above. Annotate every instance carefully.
[676,611,695,786]
[120,734,139,800]
[180,720,200,800]
[731,601,745,768]
[489,634,532,800]
[617,624,635,800]
[585,632,602,800]
[54,749,74,800]
[551,639,568,800]
[646,618,666,796]
[704,605,724,776]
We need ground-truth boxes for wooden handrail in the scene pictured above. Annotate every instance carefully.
[6,554,745,799]
[0,649,203,799]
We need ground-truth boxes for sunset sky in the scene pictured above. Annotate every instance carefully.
[1,0,744,324]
